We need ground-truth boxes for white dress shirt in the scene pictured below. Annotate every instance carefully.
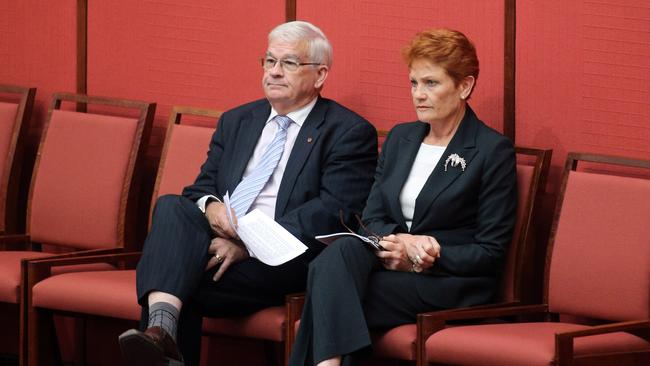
[399,143,445,230]
[197,97,317,219]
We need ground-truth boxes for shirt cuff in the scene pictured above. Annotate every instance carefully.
[196,195,221,213]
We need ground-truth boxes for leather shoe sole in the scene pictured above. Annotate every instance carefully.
[119,329,184,366]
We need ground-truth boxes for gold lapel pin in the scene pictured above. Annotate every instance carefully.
[307,137,313,143]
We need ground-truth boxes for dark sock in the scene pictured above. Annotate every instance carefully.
[148,301,180,341]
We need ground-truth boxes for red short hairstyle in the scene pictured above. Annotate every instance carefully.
[402,29,479,86]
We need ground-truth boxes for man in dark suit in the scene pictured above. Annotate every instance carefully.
[119,20,377,366]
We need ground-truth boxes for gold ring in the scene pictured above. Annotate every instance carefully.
[415,254,422,264]
[215,253,224,263]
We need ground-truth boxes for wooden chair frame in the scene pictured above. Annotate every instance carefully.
[0,84,36,235]
[415,152,650,366]
[9,92,156,366]
[284,144,552,365]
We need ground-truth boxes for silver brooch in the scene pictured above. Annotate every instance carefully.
[444,153,466,172]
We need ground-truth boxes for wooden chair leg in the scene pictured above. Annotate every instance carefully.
[27,308,59,366]
[264,341,284,366]
[73,318,86,366]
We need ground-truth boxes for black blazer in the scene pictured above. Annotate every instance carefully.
[183,96,378,262]
[362,106,517,308]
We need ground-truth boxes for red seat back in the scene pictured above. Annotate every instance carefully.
[548,154,650,321]
[499,147,551,302]
[28,93,155,250]
[150,106,220,226]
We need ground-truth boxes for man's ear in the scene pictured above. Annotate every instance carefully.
[314,65,329,89]
[459,75,475,100]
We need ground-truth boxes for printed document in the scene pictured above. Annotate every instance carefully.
[223,192,307,266]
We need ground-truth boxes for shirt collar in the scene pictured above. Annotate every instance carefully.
[266,97,318,127]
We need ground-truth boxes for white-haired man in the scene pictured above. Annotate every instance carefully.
[119,21,377,366]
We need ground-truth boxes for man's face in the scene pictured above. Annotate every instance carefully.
[262,39,328,114]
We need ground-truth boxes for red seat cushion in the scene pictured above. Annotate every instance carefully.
[0,251,114,303]
[202,306,286,342]
[33,269,139,320]
[33,268,286,341]
[427,322,650,366]
[372,324,417,360]
[0,251,51,303]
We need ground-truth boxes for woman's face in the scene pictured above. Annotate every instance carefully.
[409,59,470,125]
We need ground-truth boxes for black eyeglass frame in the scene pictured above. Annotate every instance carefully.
[338,210,386,251]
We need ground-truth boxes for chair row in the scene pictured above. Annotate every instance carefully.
[1,87,648,365]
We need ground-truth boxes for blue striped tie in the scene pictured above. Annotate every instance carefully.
[230,115,292,217]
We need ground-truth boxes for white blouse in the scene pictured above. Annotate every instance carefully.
[399,143,445,230]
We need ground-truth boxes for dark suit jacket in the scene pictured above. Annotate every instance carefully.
[362,106,517,308]
[182,96,378,262]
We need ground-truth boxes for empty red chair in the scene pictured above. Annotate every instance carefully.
[2,92,155,365]
[419,152,650,366]
[25,106,218,365]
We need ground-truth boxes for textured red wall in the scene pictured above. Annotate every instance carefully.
[516,0,650,192]
[87,0,284,130]
[2,0,650,364]
[298,0,505,132]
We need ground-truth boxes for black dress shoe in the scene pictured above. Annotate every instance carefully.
[119,326,184,366]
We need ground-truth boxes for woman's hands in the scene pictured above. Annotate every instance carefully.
[375,234,441,272]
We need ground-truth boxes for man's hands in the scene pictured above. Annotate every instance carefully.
[204,200,244,281]
[204,200,238,239]
[375,234,441,272]
[205,237,249,281]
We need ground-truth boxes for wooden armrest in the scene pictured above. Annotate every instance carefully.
[24,251,143,295]
[415,303,549,366]
[0,234,31,250]
[419,303,547,324]
[27,251,142,269]
[556,320,650,364]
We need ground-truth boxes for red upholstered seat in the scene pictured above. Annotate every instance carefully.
[427,322,650,366]
[203,306,287,342]
[372,324,417,360]
[17,93,155,366]
[420,153,650,366]
[33,270,140,321]
[0,251,51,303]
[0,251,114,304]
[24,106,219,366]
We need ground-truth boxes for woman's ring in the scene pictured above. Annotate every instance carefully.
[415,254,422,264]
[215,253,224,263]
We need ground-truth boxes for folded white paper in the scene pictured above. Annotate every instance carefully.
[224,192,307,266]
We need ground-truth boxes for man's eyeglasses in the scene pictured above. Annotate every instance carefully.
[261,57,321,72]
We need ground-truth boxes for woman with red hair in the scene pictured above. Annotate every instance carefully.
[289,29,517,366]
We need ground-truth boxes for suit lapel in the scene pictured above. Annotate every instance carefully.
[227,103,269,192]
[274,97,325,216]
[410,108,479,230]
[383,122,430,229]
